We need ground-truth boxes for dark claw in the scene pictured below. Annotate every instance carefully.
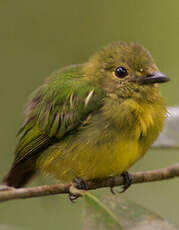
[119,171,132,193]
[69,194,80,203]
[110,186,116,195]
[68,177,88,202]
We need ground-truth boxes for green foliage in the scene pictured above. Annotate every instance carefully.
[83,193,179,230]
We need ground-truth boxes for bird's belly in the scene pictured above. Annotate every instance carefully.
[36,136,142,182]
[78,138,141,180]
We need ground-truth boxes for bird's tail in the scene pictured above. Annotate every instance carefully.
[2,162,36,188]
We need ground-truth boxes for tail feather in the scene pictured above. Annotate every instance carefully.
[2,163,36,188]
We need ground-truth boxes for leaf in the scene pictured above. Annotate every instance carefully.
[153,106,179,148]
[83,193,122,230]
[83,193,179,230]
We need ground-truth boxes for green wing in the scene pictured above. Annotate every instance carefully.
[15,66,104,163]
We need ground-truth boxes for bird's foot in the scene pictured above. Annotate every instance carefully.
[110,186,116,195]
[69,177,88,202]
[119,171,132,193]
[110,171,132,194]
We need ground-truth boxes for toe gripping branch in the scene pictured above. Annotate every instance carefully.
[110,171,132,194]
[69,172,132,201]
[69,177,88,202]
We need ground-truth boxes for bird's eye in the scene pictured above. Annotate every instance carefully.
[114,66,128,78]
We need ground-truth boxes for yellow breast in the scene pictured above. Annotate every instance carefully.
[37,96,166,182]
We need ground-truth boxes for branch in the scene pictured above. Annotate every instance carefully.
[0,163,179,202]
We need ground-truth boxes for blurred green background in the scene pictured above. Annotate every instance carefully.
[0,0,179,229]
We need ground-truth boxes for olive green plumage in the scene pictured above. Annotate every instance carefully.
[2,42,169,187]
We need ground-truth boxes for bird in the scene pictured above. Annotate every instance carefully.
[2,42,170,200]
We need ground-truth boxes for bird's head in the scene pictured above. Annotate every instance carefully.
[84,42,170,100]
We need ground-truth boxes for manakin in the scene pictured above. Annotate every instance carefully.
[2,42,169,197]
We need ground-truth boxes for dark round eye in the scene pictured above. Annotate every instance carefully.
[114,66,128,78]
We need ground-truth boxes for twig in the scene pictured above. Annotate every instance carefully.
[0,163,179,202]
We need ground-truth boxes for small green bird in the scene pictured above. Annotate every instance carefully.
[2,42,169,198]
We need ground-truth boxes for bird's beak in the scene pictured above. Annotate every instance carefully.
[140,72,170,85]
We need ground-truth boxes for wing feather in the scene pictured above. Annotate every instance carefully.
[15,66,104,164]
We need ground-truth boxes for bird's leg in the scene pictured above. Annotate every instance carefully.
[74,177,88,190]
[69,177,88,202]
[119,171,132,193]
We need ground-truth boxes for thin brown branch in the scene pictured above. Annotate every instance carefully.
[0,163,179,202]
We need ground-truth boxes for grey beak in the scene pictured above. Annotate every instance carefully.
[140,72,170,85]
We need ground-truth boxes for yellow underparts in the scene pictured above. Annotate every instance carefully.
[36,96,166,182]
